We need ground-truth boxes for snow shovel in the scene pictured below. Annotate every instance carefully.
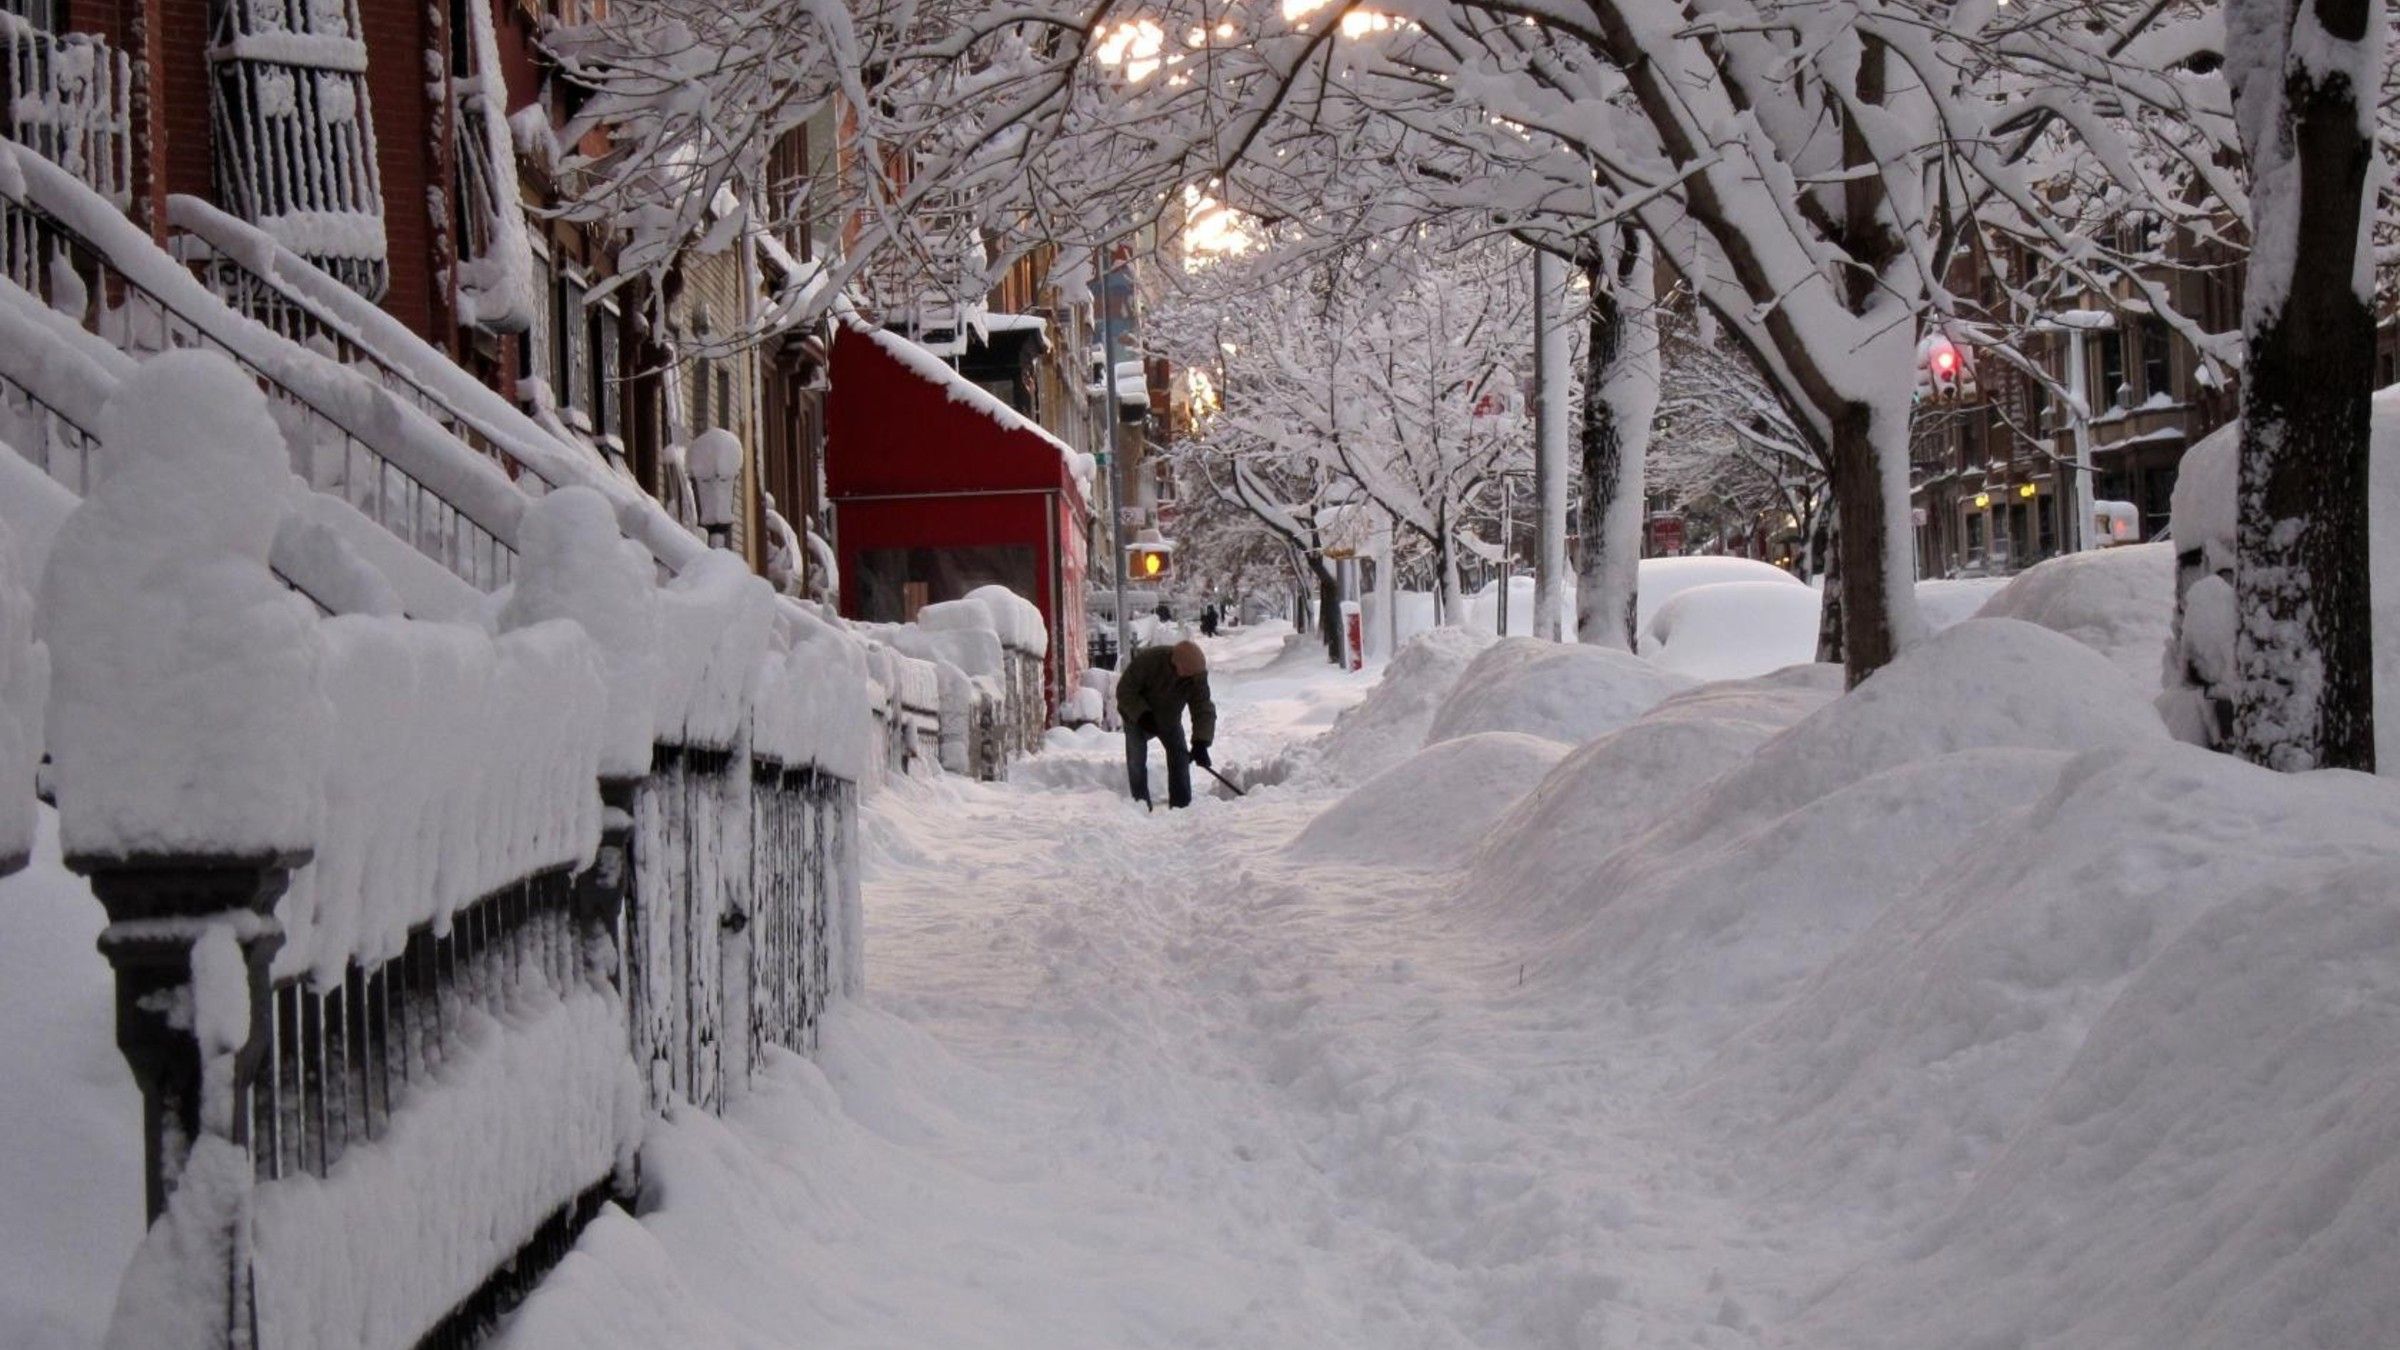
[1199,761,1248,798]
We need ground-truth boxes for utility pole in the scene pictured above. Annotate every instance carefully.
[1100,237,1132,662]
[1531,247,1570,640]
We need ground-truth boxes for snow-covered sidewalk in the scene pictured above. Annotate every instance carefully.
[499,631,1808,1348]
[497,613,2400,1350]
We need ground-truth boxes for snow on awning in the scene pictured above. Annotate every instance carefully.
[840,316,1093,484]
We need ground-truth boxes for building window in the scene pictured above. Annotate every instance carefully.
[521,238,555,391]
[2098,331,2127,410]
[2140,319,2172,403]
[555,272,589,416]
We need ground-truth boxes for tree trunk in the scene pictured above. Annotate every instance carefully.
[1575,237,1657,652]
[1532,248,1573,641]
[1824,405,1917,685]
[2227,0,2380,772]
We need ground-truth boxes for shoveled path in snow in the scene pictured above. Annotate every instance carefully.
[504,629,1800,1350]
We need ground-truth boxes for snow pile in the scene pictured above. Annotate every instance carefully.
[1424,637,1693,748]
[252,986,642,1350]
[1973,541,2175,686]
[1781,789,2400,1347]
[1467,664,1841,910]
[40,352,330,859]
[1639,580,1821,679]
[1913,575,2009,631]
[1693,746,2400,1322]
[1312,625,1491,779]
[966,584,1049,656]
[501,487,659,779]
[1288,732,1566,868]
[0,808,141,1350]
[1633,554,1805,633]
[1645,619,2165,848]
[0,506,45,869]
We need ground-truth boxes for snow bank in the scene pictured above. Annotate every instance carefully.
[1467,664,1841,912]
[40,352,330,859]
[1974,541,2175,687]
[1639,580,1821,679]
[1424,638,1692,748]
[1793,831,2400,1348]
[1288,732,1566,868]
[1640,619,2165,852]
[1312,626,1492,779]
[1692,745,2400,1271]
[1633,555,1805,633]
[1911,575,2008,632]
[0,808,141,1350]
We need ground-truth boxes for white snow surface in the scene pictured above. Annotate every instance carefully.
[1632,554,1806,633]
[1974,541,2176,687]
[1425,636,1694,747]
[1287,731,1566,868]
[1310,624,1490,780]
[1640,579,1822,680]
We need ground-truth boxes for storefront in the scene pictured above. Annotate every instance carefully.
[825,319,1092,714]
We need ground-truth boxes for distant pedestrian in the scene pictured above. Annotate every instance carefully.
[1155,599,1173,623]
[1200,603,1220,638]
[1116,640,1215,810]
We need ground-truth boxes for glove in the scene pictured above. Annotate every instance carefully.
[1191,742,1212,768]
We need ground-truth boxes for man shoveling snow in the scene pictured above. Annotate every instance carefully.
[1117,640,1216,809]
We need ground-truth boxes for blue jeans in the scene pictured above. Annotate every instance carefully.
[1125,715,1192,808]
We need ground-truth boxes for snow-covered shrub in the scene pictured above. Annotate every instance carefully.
[1972,541,2174,687]
[1288,732,1566,868]
[40,352,330,859]
[964,585,1050,656]
[1425,638,1692,748]
[1640,580,1822,680]
[751,607,875,781]
[503,486,660,779]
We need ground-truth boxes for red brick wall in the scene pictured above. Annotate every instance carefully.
[361,0,441,341]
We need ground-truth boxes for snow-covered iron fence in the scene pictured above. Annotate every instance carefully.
[627,746,855,1113]
[38,361,875,1350]
[0,150,524,591]
[0,17,131,209]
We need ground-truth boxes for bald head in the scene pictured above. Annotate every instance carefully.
[1171,640,1207,678]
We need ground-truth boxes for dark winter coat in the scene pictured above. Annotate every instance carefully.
[1115,645,1217,744]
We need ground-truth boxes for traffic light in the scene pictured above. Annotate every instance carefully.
[1918,335,1976,404]
[1129,544,1172,580]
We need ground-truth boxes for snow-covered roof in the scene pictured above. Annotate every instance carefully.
[842,316,1090,478]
